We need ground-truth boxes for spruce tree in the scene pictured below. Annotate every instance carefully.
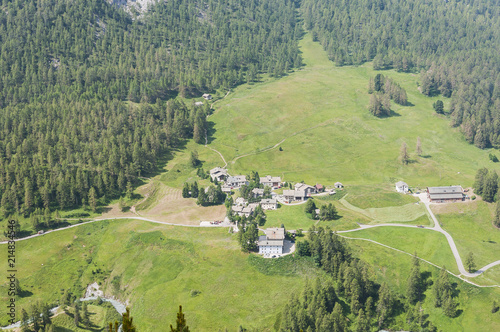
[465,252,476,273]
[182,183,190,198]
[400,142,409,165]
[406,253,421,304]
[170,305,189,332]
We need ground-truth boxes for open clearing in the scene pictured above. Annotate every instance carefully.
[0,219,316,330]
[209,34,494,189]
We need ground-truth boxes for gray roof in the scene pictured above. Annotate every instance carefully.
[265,227,285,240]
[429,193,463,200]
[260,175,281,184]
[283,189,295,196]
[295,183,315,191]
[261,199,277,205]
[257,235,284,247]
[210,167,227,175]
[396,181,408,187]
[427,186,462,194]
[227,175,247,183]
[252,188,265,194]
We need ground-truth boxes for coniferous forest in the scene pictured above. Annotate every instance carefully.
[0,0,301,217]
[302,0,500,148]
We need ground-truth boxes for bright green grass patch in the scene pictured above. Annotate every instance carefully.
[346,185,419,209]
[209,33,492,189]
[0,220,314,331]
[341,226,459,274]
[351,238,500,331]
[434,201,500,268]
[339,196,426,223]
[264,200,365,231]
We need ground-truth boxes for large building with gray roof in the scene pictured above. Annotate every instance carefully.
[427,186,464,202]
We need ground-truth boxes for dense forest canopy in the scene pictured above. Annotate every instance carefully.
[0,0,301,217]
[301,0,500,148]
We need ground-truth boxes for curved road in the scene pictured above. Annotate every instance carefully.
[338,194,500,279]
[2,194,500,282]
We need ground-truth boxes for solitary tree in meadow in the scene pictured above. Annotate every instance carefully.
[416,137,422,156]
[400,142,409,165]
[465,252,476,273]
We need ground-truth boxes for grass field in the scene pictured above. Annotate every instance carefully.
[432,201,500,268]
[208,33,494,189]
[0,219,317,331]
[351,238,500,331]
[342,226,460,274]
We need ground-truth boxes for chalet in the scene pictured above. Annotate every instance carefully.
[232,203,258,217]
[194,101,204,106]
[334,182,343,189]
[252,188,265,198]
[210,167,228,182]
[260,175,282,188]
[427,186,464,203]
[226,175,249,188]
[202,93,212,100]
[235,197,247,206]
[258,228,285,256]
[283,189,295,202]
[260,199,278,210]
[295,183,317,197]
[395,181,409,193]
[315,184,324,192]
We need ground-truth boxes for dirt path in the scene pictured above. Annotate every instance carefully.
[230,119,335,165]
[204,90,230,168]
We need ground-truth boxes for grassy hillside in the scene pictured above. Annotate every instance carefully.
[0,220,316,331]
[209,34,494,188]
[432,201,500,268]
[351,238,500,331]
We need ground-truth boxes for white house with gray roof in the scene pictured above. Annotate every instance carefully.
[260,199,277,210]
[260,175,282,188]
[258,228,285,255]
[210,167,228,182]
[226,175,249,188]
[395,181,409,193]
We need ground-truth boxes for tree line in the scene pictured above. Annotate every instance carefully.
[301,0,500,150]
[282,227,464,331]
[0,0,302,221]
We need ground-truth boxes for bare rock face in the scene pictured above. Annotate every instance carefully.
[108,0,158,14]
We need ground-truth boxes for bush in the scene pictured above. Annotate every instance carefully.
[471,195,476,200]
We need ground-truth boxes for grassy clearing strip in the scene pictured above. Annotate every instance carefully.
[340,234,499,288]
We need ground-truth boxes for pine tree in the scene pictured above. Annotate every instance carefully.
[182,183,190,198]
[400,142,409,165]
[88,187,97,213]
[406,253,421,304]
[21,308,30,332]
[170,305,190,332]
[355,308,369,332]
[197,187,206,206]
[474,168,489,196]
[465,252,476,273]
[483,171,498,202]
[122,307,137,332]
[191,182,199,198]
[494,201,500,227]
[305,199,316,215]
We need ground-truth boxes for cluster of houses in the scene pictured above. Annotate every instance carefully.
[396,181,465,203]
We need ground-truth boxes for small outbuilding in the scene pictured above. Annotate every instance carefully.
[395,181,409,193]
[334,182,343,189]
[202,93,212,100]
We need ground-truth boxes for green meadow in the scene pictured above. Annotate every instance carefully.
[208,34,494,188]
[0,220,316,331]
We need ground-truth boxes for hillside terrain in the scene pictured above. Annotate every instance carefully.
[1,0,500,331]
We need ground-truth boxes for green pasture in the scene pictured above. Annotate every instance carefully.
[0,219,316,331]
[351,239,500,331]
[434,201,500,268]
[208,33,493,189]
[341,226,459,274]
